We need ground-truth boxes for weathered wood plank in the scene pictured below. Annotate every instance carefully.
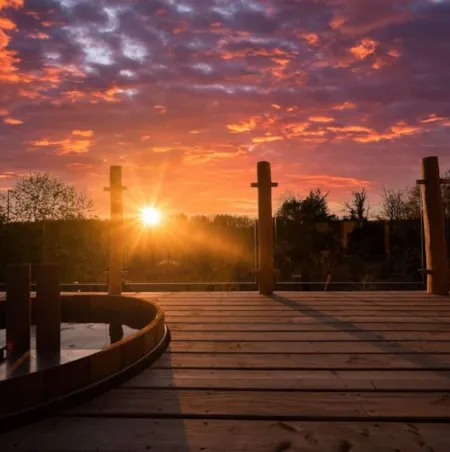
[168,322,450,331]
[144,290,432,300]
[67,389,450,419]
[165,311,449,319]
[155,298,450,304]
[166,315,447,323]
[145,291,438,300]
[164,307,449,313]
[161,305,450,311]
[2,419,450,451]
[169,330,450,341]
[167,340,450,354]
[123,368,450,391]
[153,352,450,369]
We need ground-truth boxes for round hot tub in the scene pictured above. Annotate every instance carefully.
[0,294,168,425]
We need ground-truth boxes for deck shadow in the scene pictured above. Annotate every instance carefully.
[270,293,450,379]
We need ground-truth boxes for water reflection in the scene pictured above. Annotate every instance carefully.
[108,323,124,344]
[1,323,137,351]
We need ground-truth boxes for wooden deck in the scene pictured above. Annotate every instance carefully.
[2,291,450,451]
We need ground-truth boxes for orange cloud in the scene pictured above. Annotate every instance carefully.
[251,135,284,143]
[0,171,20,179]
[327,122,420,143]
[91,86,121,102]
[350,38,378,60]
[288,174,371,189]
[153,105,167,114]
[301,33,319,45]
[72,129,94,137]
[284,122,309,136]
[227,117,258,133]
[32,135,93,154]
[66,163,93,170]
[59,139,91,154]
[309,116,334,123]
[0,29,19,82]
[387,48,401,58]
[0,109,8,115]
[332,102,356,110]
[0,0,23,10]
[173,21,189,34]
[329,16,345,29]
[350,123,419,143]
[152,146,172,153]
[328,125,373,134]
[61,85,122,104]
[18,88,45,99]
[27,31,49,40]
[0,17,15,30]
[221,47,289,61]
[271,57,289,78]
[4,117,22,124]
[62,90,86,102]
[421,114,449,124]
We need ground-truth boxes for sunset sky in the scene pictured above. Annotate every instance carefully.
[1,0,449,217]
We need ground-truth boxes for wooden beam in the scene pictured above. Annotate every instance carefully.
[420,156,449,295]
[105,166,126,295]
[6,264,31,359]
[36,264,61,353]
[251,161,277,295]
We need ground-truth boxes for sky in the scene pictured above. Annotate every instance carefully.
[1,0,450,217]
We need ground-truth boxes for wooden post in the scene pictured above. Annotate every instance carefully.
[384,221,391,258]
[6,264,31,359]
[104,166,126,295]
[36,264,61,353]
[419,156,449,295]
[251,161,278,295]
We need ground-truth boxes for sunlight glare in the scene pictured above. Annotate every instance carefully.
[141,206,161,226]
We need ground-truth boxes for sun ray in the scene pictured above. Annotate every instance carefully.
[141,206,161,226]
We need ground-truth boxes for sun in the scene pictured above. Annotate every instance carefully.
[141,207,161,226]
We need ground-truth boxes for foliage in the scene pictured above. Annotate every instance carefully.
[276,190,341,283]
[404,186,421,220]
[0,192,6,225]
[7,173,93,222]
[379,187,408,221]
[342,188,370,223]
[278,189,332,224]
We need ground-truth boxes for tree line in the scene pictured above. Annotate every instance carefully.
[0,172,449,286]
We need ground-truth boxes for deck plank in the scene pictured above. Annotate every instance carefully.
[166,315,449,323]
[152,351,450,369]
[123,368,450,391]
[162,305,450,311]
[164,310,450,317]
[67,389,450,419]
[168,322,450,330]
[167,340,450,353]
[169,330,450,341]
[1,419,450,451]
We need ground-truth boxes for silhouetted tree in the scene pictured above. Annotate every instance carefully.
[278,189,331,224]
[0,193,7,225]
[379,187,409,221]
[404,186,421,220]
[8,173,93,222]
[342,188,370,224]
[276,190,340,286]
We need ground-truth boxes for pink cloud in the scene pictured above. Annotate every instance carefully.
[4,117,23,124]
